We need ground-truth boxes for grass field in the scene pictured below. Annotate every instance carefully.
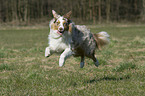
[0,25,145,96]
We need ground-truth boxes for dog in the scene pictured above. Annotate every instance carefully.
[45,10,110,68]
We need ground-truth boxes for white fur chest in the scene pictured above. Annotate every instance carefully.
[48,29,71,52]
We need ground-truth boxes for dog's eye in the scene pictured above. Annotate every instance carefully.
[63,23,67,25]
[57,22,60,25]
[56,21,60,25]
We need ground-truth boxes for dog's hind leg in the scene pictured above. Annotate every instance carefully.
[91,55,99,67]
[80,56,85,68]
[45,47,51,57]
[94,58,99,67]
[59,48,72,67]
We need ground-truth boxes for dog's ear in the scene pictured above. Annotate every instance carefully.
[68,23,73,33]
[52,10,60,19]
[63,11,72,19]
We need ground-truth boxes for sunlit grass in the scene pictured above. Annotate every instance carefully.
[0,25,145,96]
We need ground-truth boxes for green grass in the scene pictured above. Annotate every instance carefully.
[112,62,137,72]
[0,25,145,96]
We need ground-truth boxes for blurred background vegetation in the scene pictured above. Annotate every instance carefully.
[0,0,145,25]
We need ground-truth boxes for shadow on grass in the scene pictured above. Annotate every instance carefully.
[86,75,130,83]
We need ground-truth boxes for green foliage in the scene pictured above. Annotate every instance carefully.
[0,63,15,71]
[0,51,5,58]
[0,49,7,58]
[113,62,137,72]
[98,58,108,65]
[0,63,9,70]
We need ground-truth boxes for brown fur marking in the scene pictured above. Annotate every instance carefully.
[68,23,72,33]
[51,23,58,30]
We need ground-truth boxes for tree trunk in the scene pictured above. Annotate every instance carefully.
[12,0,18,22]
[106,0,110,23]
[142,0,145,20]
[24,0,28,22]
[6,1,9,22]
[98,0,101,23]
[92,0,96,24]
[89,0,92,20]
[18,0,22,22]
[41,1,43,18]
[0,1,1,22]
[116,0,120,21]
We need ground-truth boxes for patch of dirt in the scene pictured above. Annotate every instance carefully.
[24,57,36,62]
[136,48,145,52]
[125,48,145,52]
[41,65,53,70]
[109,59,123,64]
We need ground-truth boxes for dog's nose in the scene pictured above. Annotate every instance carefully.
[59,27,64,32]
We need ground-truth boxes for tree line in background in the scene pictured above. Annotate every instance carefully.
[0,0,144,24]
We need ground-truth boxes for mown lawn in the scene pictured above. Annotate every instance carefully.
[0,25,145,96]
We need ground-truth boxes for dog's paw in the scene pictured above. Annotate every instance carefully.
[45,55,50,57]
[59,62,64,67]
[45,52,50,57]
[94,60,99,67]
[80,62,84,68]
[45,47,51,57]
[59,57,65,67]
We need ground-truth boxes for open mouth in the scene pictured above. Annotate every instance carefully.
[57,30,64,35]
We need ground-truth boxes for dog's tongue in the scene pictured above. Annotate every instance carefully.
[57,30,63,35]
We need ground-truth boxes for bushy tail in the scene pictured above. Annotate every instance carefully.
[93,31,110,50]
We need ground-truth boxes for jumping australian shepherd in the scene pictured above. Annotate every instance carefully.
[45,10,110,68]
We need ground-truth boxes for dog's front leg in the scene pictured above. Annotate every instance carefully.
[80,56,85,68]
[45,47,51,57]
[59,48,72,67]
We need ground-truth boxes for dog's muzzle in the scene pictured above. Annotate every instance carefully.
[57,27,64,35]
[57,30,64,35]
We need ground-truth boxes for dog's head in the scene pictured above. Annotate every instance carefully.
[52,10,72,35]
